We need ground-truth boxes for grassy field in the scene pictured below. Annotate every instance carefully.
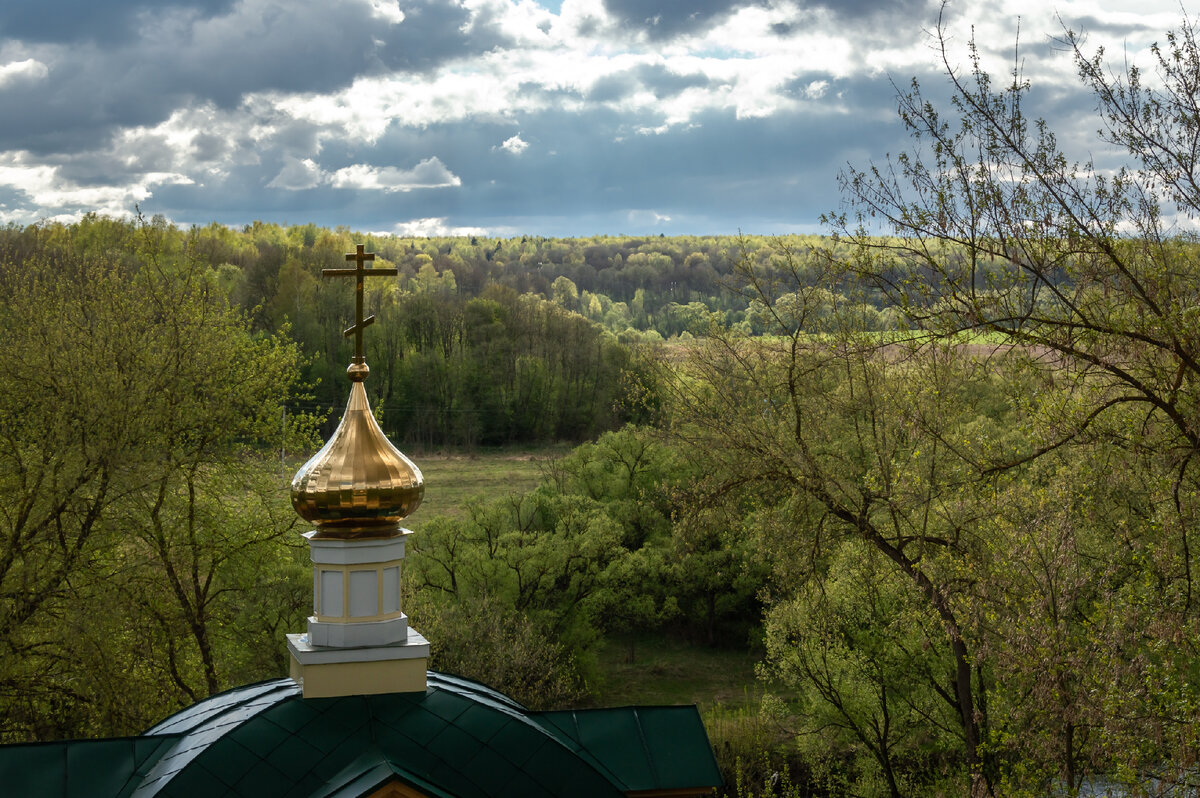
[404,446,567,524]
[281,445,565,524]
[588,635,791,777]
[588,635,762,709]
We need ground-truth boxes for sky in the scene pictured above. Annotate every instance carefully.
[0,0,1187,237]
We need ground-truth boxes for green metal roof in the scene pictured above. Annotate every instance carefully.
[534,706,723,793]
[0,735,178,798]
[0,673,721,798]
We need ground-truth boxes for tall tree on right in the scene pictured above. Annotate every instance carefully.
[825,10,1200,794]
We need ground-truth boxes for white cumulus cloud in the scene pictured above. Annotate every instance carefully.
[498,134,529,154]
[627,208,672,226]
[387,217,490,237]
[0,151,191,219]
[803,80,828,100]
[267,157,462,192]
[368,0,405,24]
[330,157,462,192]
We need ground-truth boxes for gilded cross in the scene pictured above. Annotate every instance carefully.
[323,245,398,364]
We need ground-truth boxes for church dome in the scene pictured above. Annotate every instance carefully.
[291,362,424,537]
[0,673,722,797]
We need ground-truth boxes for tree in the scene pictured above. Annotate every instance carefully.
[660,222,1047,789]
[0,223,313,739]
[761,539,960,797]
[551,275,579,311]
[819,10,1200,793]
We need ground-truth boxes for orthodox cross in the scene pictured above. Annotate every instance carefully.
[322,245,398,364]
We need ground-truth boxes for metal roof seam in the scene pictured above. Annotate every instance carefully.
[632,708,660,788]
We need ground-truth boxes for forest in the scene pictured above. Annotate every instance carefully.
[4,13,1200,798]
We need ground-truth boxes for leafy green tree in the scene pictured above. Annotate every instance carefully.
[407,590,586,710]
[824,12,1200,792]
[762,540,960,798]
[664,249,1026,792]
[547,427,765,646]
[408,489,627,653]
[551,275,579,311]
[550,427,677,548]
[0,224,313,740]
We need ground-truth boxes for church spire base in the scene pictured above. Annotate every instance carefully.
[287,631,429,698]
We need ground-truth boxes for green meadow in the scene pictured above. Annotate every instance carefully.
[404,447,565,524]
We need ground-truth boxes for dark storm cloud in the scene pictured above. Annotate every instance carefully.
[438,72,932,234]
[373,1,511,73]
[584,71,638,102]
[191,132,229,162]
[268,119,328,158]
[0,62,166,156]
[807,0,931,20]
[157,9,382,108]
[53,136,182,185]
[0,0,235,45]
[0,0,507,155]
[602,0,769,40]
[487,104,900,233]
[148,0,501,107]
[1067,15,1156,38]
[156,78,914,235]
[584,64,713,102]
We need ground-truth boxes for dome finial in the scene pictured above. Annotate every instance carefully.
[289,245,424,538]
[323,243,398,364]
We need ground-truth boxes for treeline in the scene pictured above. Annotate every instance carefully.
[317,285,639,447]
[0,217,908,449]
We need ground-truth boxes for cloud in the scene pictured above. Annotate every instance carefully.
[0,0,1175,237]
[267,157,325,190]
[635,63,712,98]
[0,0,236,45]
[329,157,462,192]
[627,209,672,225]
[0,59,49,88]
[800,79,828,99]
[368,0,405,24]
[0,151,192,220]
[0,0,506,157]
[266,155,463,192]
[386,217,491,237]
[596,0,937,42]
[585,71,638,102]
[498,134,530,154]
[805,0,934,22]
[601,0,770,40]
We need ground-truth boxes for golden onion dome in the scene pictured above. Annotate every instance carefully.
[291,362,424,537]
